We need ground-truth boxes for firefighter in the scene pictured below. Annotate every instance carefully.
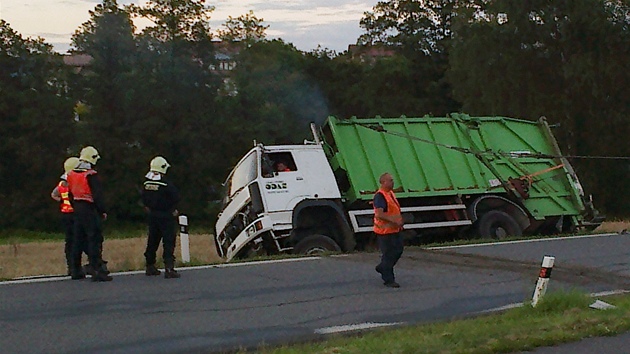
[142,156,181,279]
[67,146,112,281]
[50,157,80,275]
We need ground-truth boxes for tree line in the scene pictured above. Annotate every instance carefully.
[0,0,628,232]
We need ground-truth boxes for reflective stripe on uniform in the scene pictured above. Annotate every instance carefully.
[58,181,74,213]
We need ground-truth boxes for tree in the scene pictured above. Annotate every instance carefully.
[127,0,225,222]
[69,1,146,220]
[229,40,323,143]
[128,0,215,42]
[0,20,74,228]
[356,0,466,116]
[217,10,269,45]
[358,0,483,54]
[304,51,441,118]
[447,0,630,215]
[71,0,137,127]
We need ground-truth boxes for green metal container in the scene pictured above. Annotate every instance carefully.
[322,114,586,221]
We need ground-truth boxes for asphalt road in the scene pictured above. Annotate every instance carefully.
[1,233,629,354]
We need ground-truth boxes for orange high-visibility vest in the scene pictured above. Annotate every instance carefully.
[58,181,74,213]
[67,169,97,203]
[373,189,403,235]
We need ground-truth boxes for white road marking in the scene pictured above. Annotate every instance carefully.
[478,303,524,313]
[590,289,630,297]
[477,289,629,315]
[311,288,630,335]
[315,322,404,334]
[0,256,321,285]
[427,233,619,250]
[1,276,72,285]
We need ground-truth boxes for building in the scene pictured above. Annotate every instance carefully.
[347,44,397,63]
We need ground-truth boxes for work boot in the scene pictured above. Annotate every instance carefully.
[99,260,111,275]
[71,269,86,280]
[145,264,161,276]
[83,264,96,277]
[91,271,113,282]
[164,269,180,279]
[384,281,400,288]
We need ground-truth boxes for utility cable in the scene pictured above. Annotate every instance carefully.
[350,120,630,161]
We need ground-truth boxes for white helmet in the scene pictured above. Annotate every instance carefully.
[63,157,80,174]
[79,146,100,165]
[150,156,170,174]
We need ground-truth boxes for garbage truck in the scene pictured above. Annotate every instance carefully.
[214,114,602,261]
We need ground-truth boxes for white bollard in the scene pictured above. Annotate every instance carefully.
[532,255,555,307]
[178,214,190,263]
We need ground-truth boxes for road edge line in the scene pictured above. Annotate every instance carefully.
[0,256,321,285]
[427,233,619,250]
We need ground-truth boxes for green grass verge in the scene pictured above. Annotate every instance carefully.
[258,291,630,354]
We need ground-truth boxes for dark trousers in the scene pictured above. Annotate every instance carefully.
[63,213,88,269]
[144,215,176,268]
[61,213,74,269]
[376,232,404,284]
[71,204,104,271]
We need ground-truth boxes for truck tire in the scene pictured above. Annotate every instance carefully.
[477,210,522,239]
[294,235,341,255]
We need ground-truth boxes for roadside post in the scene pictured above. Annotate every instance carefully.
[532,255,555,307]
[179,214,190,263]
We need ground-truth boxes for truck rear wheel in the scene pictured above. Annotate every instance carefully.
[477,211,522,239]
[294,235,341,255]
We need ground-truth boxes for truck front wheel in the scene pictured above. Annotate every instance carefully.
[476,211,522,239]
[294,235,341,255]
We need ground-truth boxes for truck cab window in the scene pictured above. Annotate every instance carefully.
[263,152,297,177]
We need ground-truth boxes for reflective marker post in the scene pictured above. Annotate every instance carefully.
[532,255,555,307]
[178,214,190,263]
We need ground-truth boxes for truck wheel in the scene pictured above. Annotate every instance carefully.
[477,211,522,239]
[294,235,341,255]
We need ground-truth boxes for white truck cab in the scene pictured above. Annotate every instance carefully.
[214,143,355,261]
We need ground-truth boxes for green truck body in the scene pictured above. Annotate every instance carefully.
[323,114,596,228]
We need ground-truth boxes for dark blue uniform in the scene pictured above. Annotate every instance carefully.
[142,177,180,269]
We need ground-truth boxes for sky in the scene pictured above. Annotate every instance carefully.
[0,0,375,54]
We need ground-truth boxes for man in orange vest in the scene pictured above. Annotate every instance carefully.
[275,161,291,172]
[373,172,404,288]
[51,157,80,275]
[67,146,112,282]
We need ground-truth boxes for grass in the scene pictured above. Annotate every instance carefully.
[0,225,215,244]
[256,291,630,354]
[595,219,630,234]
[0,233,223,280]
[0,229,67,245]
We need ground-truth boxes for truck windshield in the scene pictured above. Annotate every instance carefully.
[226,151,258,198]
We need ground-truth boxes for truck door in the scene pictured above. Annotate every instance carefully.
[261,151,309,212]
